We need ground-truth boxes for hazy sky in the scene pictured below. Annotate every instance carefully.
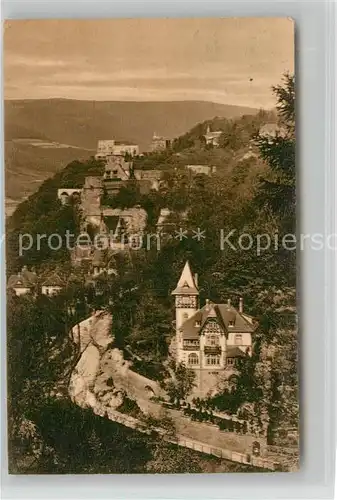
[4,18,294,108]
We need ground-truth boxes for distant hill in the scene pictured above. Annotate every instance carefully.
[5,99,258,214]
[5,99,258,150]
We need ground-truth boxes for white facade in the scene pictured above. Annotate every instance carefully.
[204,126,222,147]
[172,262,254,393]
[113,144,139,157]
[13,286,31,296]
[41,285,62,296]
[95,140,139,159]
[57,188,82,205]
[96,140,116,158]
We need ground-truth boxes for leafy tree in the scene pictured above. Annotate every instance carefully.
[254,73,295,233]
[163,362,196,405]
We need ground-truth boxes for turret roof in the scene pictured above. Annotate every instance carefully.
[171,261,199,295]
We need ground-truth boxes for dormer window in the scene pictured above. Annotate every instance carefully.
[195,320,201,327]
[235,334,243,345]
[228,320,235,327]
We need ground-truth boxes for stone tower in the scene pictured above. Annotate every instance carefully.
[171,261,199,362]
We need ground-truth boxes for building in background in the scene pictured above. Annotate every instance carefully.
[150,133,170,152]
[185,165,217,176]
[41,273,64,296]
[7,266,38,296]
[57,188,82,205]
[204,125,223,147]
[95,139,139,160]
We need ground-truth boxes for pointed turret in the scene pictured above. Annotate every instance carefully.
[172,261,199,336]
[171,261,199,296]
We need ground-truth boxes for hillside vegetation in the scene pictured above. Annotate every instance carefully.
[5,99,258,150]
[5,99,257,209]
[7,75,297,472]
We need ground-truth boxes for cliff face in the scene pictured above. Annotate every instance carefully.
[68,311,163,413]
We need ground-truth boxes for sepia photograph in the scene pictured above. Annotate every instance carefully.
[4,18,297,474]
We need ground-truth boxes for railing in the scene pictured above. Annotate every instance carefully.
[183,344,200,350]
[204,346,221,354]
[91,403,280,471]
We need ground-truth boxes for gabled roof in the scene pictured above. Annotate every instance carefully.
[103,216,120,233]
[180,301,254,340]
[41,273,64,287]
[7,275,31,289]
[171,261,199,296]
[227,346,247,358]
[7,267,37,289]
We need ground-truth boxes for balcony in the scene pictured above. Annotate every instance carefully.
[204,345,221,355]
[183,343,200,351]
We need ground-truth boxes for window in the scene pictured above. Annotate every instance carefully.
[227,357,235,366]
[182,312,189,321]
[206,355,220,366]
[188,353,199,366]
[206,335,219,346]
[203,320,222,334]
[184,340,199,348]
[235,334,243,345]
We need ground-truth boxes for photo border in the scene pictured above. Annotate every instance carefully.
[1,1,336,499]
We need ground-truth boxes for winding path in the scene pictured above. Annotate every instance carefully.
[68,312,280,471]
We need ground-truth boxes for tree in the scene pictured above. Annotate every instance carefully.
[146,444,203,473]
[254,73,295,233]
[163,362,196,406]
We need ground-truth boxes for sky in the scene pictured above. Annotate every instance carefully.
[4,18,294,108]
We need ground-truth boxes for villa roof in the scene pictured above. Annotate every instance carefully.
[41,273,64,287]
[226,346,247,358]
[7,266,37,289]
[180,302,254,340]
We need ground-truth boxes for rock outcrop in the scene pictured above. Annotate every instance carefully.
[69,311,163,413]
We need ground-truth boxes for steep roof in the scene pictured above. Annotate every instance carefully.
[103,216,120,233]
[8,266,38,289]
[180,301,254,340]
[171,261,199,296]
[41,273,64,287]
[7,274,31,289]
[227,346,247,358]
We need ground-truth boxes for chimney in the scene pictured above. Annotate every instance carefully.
[239,297,244,314]
[227,299,231,308]
[205,298,210,311]
[194,273,198,287]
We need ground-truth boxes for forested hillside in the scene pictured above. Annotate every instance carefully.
[7,75,297,472]
[5,99,257,211]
